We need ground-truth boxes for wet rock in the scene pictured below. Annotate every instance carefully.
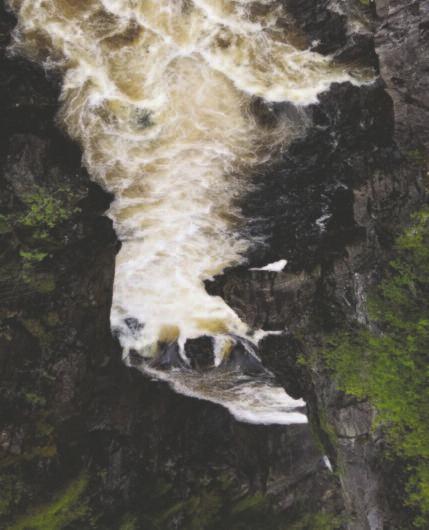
[375,0,429,153]
[242,81,413,272]
[220,338,266,376]
[3,134,50,199]
[283,0,377,69]
[150,341,187,370]
[281,0,348,54]
[0,426,24,455]
[211,2,427,528]
[258,333,311,399]
[184,335,214,369]
[124,317,144,335]
[249,96,309,132]
[127,349,143,367]
[207,268,319,331]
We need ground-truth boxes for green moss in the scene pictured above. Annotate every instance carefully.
[8,474,90,530]
[317,407,338,447]
[0,213,13,234]
[230,494,266,515]
[323,207,429,527]
[22,318,53,347]
[154,500,185,526]
[185,491,224,530]
[0,475,26,520]
[19,250,48,264]
[119,514,138,530]
[23,272,56,294]
[133,475,284,530]
[103,474,337,530]
[23,393,47,407]
[45,312,60,327]
[406,148,427,167]
[0,445,57,472]
[287,511,342,530]
[10,186,81,282]
[19,252,56,293]
[19,188,79,240]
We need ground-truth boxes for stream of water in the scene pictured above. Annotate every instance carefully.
[9,0,362,424]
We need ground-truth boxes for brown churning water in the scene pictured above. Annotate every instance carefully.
[8,0,362,423]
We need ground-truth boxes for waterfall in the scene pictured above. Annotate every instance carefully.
[8,0,363,424]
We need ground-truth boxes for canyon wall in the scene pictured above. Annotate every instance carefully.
[1,1,428,529]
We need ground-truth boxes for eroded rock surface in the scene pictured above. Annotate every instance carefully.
[210,1,427,529]
[1,0,428,529]
[375,0,429,152]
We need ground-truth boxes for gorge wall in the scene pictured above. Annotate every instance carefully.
[1,1,428,529]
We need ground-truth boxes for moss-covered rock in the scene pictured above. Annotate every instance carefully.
[323,207,429,527]
[8,474,90,530]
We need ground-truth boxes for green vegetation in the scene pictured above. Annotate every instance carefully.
[119,514,139,530]
[287,511,342,530]
[19,188,79,241]
[22,318,54,348]
[114,473,340,530]
[132,477,230,530]
[8,474,90,530]
[0,213,13,234]
[0,186,80,268]
[1,453,341,530]
[407,148,427,167]
[19,250,49,264]
[0,476,27,524]
[324,207,429,527]
[0,186,81,290]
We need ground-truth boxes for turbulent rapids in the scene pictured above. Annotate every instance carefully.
[9,0,361,424]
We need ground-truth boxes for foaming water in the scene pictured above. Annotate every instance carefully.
[145,367,308,425]
[9,0,363,424]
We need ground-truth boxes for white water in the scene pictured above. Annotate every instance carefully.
[250,259,288,272]
[144,367,308,425]
[9,0,362,424]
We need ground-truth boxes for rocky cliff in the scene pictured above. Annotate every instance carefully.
[1,1,428,529]
[210,1,428,528]
[210,80,421,524]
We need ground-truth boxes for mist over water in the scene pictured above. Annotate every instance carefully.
[9,0,361,424]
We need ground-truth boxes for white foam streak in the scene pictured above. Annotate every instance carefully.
[323,455,334,472]
[250,259,288,272]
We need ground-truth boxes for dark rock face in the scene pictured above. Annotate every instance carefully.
[86,370,338,528]
[282,0,349,54]
[1,1,428,529]
[207,1,428,529]
[241,81,410,271]
[184,336,214,369]
[375,0,429,153]
[282,0,378,66]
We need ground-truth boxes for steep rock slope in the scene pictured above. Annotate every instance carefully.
[210,1,428,529]
[375,0,429,152]
[1,1,428,529]
[0,3,341,529]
